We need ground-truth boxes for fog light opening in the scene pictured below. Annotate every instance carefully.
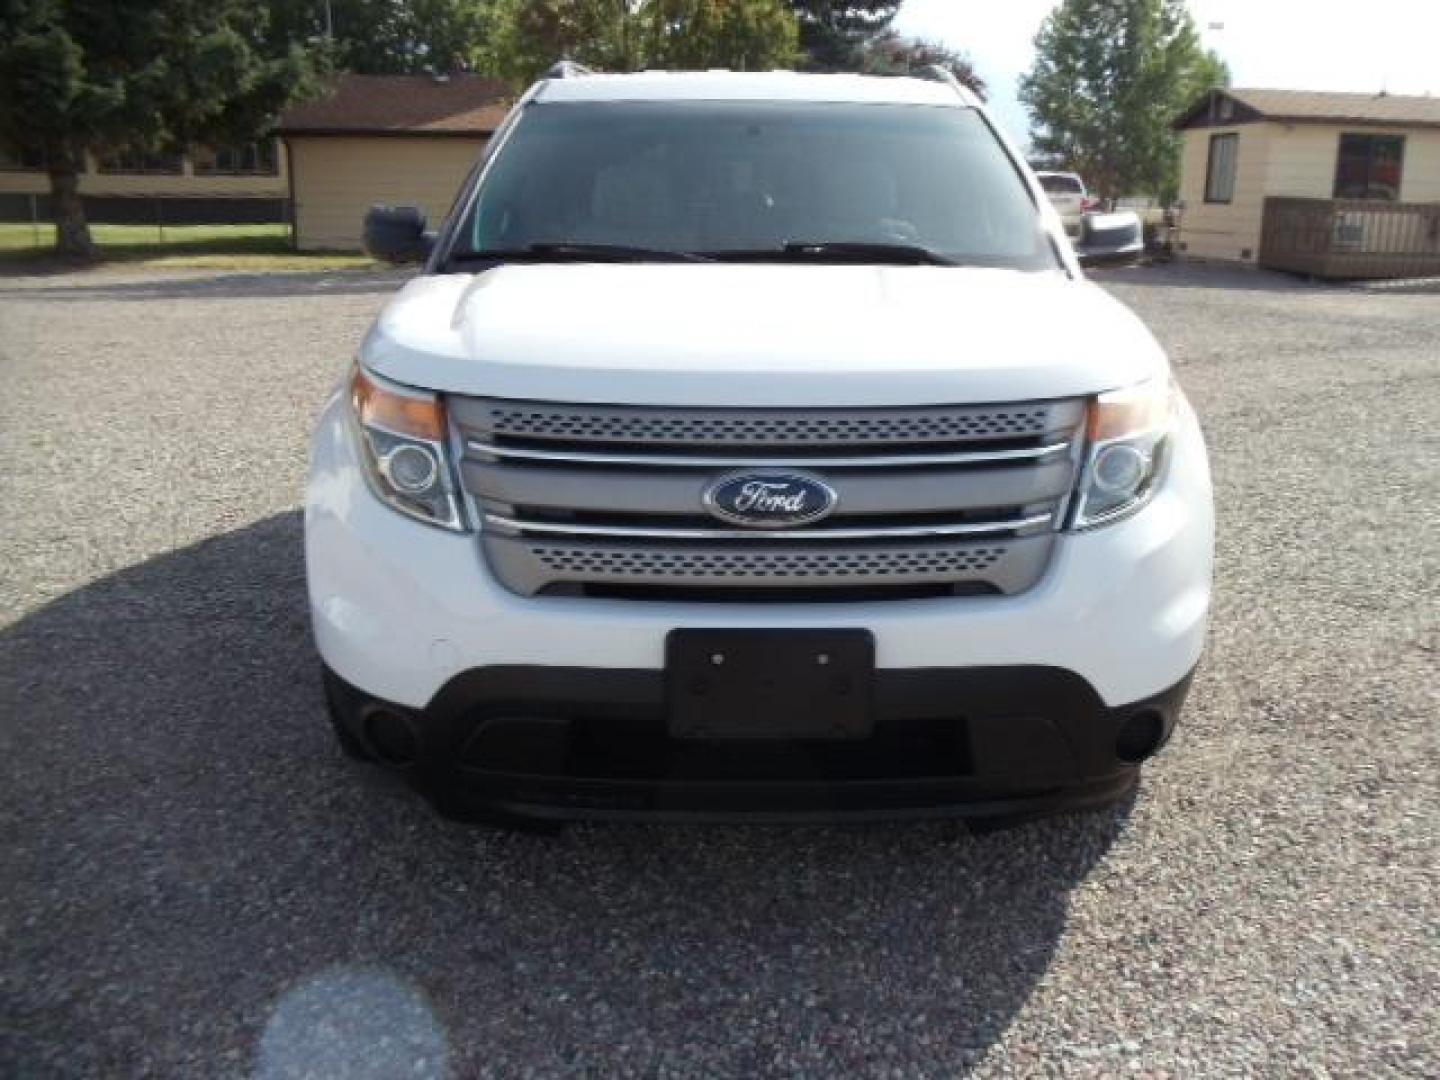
[1115,710,1165,764]
[361,705,419,767]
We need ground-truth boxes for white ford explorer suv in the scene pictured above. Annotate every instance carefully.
[306,67,1213,827]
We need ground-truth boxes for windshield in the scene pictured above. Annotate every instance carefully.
[448,101,1059,270]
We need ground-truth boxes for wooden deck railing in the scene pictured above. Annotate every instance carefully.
[1259,196,1440,280]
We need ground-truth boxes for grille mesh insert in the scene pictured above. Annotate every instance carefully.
[484,533,1054,596]
[481,404,1057,446]
[528,543,1006,580]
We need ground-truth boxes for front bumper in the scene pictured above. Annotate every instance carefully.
[324,662,1194,823]
[305,392,1213,711]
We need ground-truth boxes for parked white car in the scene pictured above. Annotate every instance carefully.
[307,68,1212,827]
[1036,170,1098,238]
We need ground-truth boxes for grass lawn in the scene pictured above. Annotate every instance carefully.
[0,222,375,271]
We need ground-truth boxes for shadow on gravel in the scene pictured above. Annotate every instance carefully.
[0,268,408,302]
[0,513,1133,1076]
[1090,262,1320,292]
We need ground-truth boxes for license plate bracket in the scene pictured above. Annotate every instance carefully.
[666,629,875,741]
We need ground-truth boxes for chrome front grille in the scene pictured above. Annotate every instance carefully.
[450,397,1088,600]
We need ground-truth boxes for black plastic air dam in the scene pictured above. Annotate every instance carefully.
[322,663,1195,824]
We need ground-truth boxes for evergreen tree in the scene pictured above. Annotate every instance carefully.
[789,1,899,70]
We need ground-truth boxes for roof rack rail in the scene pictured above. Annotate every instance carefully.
[919,64,961,91]
[915,64,980,105]
[544,60,596,80]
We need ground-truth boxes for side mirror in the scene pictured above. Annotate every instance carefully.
[1076,210,1145,268]
[363,205,434,264]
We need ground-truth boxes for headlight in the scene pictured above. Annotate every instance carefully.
[1070,375,1178,529]
[348,365,467,531]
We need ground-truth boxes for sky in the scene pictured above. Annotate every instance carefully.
[893,0,1440,144]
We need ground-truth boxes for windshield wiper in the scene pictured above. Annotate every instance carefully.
[710,241,959,266]
[447,242,713,267]
[445,240,957,269]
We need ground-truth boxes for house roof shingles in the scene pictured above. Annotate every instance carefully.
[277,74,513,137]
[1175,88,1440,131]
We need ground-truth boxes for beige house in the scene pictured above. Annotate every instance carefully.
[1173,88,1440,275]
[277,74,512,251]
[0,142,287,224]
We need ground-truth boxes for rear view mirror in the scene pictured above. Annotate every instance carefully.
[1076,210,1144,268]
[363,205,434,264]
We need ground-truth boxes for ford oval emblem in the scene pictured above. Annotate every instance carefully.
[702,471,839,529]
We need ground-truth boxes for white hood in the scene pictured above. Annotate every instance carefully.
[360,264,1167,407]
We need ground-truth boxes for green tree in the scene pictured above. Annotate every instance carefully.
[789,1,899,70]
[485,0,798,86]
[1187,47,1230,107]
[861,30,986,99]
[645,0,799,71]
[0,0,314,257]
[484,0,644,81]
[1019,0,1229,202]
[264,0,495,75]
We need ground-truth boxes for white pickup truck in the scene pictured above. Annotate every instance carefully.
[306,67,1212,827]
[1036,170,1095,239]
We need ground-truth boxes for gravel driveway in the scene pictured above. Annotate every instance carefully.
[1,262,1435,1077]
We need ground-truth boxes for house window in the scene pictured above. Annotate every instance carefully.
[1204,133,1238,204]
[1333,133,1405,200]
[192,140,279,176]
[96,148,183,175]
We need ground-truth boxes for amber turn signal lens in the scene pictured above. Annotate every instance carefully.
[1087,378,1175,443]
[350,366,446,441]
